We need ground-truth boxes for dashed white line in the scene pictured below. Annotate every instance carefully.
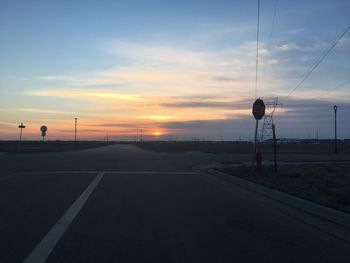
[23,172,105,263]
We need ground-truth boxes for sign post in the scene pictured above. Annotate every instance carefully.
[18,122,26,152]
[252,99,265,172]
[40,125,48,141]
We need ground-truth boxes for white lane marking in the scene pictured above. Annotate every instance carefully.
[23,172,105,263]
[17,171,98,175]
[106,171,197,175]
[15,171,197,175]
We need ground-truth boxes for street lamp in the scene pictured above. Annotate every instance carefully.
[334,105,337,154]
[75,118,77,144]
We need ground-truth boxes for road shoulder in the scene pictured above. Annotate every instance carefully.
[207,168,350,244]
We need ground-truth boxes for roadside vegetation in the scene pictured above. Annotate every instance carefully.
[219,163,350,213]
[135,141,350,154]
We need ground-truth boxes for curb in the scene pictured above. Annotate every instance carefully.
[208,168,350,243]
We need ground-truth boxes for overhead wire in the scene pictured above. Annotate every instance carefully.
[283,24,350,102]
[315,79,350,99]
[268,0,279,51]
[261,0,279,97]
[254,0,260,99]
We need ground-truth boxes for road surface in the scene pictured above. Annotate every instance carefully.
[1,144,349,262]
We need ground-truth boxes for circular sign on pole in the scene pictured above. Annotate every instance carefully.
[252,99,266,120]
[40,125,48,137]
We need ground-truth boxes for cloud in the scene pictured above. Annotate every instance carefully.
[16,108,76,115]
[86,122,143,128]
[27,39,287,101]
[161,100,250,110]
[155,98,350,139]
[338,37,350,51]
[57,128,103,133]
[101,41,209,69]
[16,36,349,139]
[284,28,305,35]
[277,43,303,51]
[26,90,145,101]
[276,41,328,53]
[35,75,84,83]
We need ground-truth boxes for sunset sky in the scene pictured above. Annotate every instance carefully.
[0,0,349,141]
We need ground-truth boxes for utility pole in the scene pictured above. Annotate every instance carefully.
[272,124,277,172]
[334,105,337,154]
[140,128,143,143]
[74,118,77,144]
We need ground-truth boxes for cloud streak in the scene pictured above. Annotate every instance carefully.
[8,24,349,140]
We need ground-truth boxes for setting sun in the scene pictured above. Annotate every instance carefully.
[152,131,162,136]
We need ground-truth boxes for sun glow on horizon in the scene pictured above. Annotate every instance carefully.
[152,131,162,136]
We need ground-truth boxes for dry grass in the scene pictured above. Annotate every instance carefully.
[219,163,350,213]
[134,141,350,154]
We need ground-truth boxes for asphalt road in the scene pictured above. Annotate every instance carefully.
[1,144,349,262]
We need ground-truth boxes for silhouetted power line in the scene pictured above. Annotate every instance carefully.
[283,24,350,101]
[268,0,279,51]
[254,0,261,99]
[315,79,350,99]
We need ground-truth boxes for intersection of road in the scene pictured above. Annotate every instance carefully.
[1,145,349,262]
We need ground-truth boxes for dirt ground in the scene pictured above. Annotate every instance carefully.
[219,162,350,214]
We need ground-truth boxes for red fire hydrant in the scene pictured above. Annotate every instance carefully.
[255,149,262,172]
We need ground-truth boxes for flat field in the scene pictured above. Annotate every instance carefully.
[134,141,350,155]
[0,141,112,153]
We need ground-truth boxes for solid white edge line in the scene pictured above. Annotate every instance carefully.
[23,172,105,263]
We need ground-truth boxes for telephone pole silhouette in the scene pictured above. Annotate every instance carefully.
[74,118,77,144]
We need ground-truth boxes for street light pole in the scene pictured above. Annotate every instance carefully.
[75,118,77,144]
[272,124,277,172]
[334,105,337,154]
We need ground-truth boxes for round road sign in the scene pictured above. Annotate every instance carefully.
[252,99,265,120]
[40,125,48,136]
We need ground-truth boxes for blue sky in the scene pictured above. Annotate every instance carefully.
[0,0,349,140]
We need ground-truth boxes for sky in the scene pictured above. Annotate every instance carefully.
[0,0,349,141]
